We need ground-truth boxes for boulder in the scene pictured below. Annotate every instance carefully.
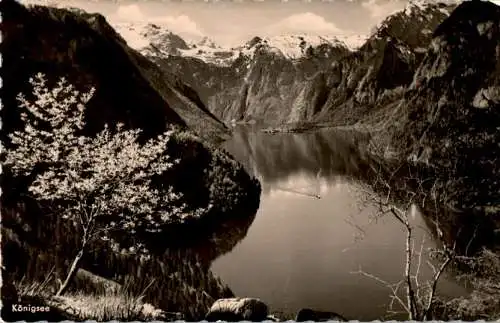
[205,298,268,322]
[295,308,348,322]
[266,314,281,321]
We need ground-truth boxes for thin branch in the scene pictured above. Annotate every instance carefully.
[389,279,410,313]
[422,256,452,321]
[465,224,478,257]
[414,235,425,302]
[390,208,408,228]
[351,268,410,314]
[426,259,437,274]
[351,268,390,286]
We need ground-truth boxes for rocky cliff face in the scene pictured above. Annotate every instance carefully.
[395,0,500,218]
[147,35,353,126]
[309,1,455,126]
[114,2,454,127]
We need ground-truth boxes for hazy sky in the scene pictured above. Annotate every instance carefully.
[22,0,471,46]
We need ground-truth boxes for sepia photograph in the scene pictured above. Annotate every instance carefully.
[1,0,500,321]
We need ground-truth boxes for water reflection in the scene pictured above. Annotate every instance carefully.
[211,126,468,321]
[168,212,258,267]
[224,126,375,198]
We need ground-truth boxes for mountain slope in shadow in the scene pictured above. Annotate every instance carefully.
[0,0,228,143]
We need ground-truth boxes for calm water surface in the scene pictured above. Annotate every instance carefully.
[210,127,468,321]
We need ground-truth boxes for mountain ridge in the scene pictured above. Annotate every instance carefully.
[112,21,362,66]
[111,1,456,127]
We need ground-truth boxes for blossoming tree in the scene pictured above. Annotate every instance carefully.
[3,73,201,296]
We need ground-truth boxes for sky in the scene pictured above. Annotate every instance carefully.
[20,0,486,46]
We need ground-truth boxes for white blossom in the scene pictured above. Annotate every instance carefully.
[4,73,204,251]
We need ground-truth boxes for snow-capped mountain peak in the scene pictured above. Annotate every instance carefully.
[403,0,453,16]
[195,36,221,49]
[112,21,365,65]
[235,33,362,60]
[112,22,189,56]
[367,0,456,50]
[257,34,343,57]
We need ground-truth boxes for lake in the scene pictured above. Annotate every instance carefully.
[210,126,469,321]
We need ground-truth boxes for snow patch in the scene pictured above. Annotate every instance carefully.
[112,22,189,55]
[235,33,361,59]
[472,87,500,109]
[113,22,150,49]
[477,21,494,36]
[411,0,428,11]
[438,8,451,16]
[112,21,367,66]
[196,36,221,49]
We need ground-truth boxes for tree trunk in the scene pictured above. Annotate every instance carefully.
[56,213,95,297]
[405,225,416,320]
[55,248,84,296]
